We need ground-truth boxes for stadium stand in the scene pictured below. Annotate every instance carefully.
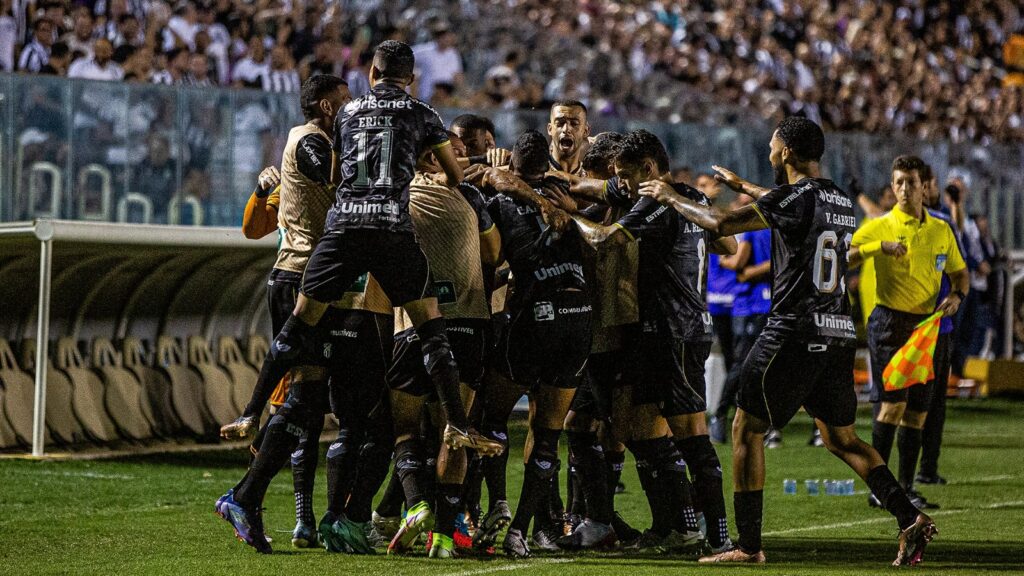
[4,0,1023,143]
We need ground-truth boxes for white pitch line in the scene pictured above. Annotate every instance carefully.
[951,474,1015,484]
[441,558,573,576]
[764,499,1024,536]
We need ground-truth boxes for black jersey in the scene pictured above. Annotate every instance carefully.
[607,178,713,342]
[752,177,857,344]
[325,83,450,234]
[486,183,587,312]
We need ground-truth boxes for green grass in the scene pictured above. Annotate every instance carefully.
[2,400,1023,575]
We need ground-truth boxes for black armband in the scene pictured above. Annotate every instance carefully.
[254,184,270,199]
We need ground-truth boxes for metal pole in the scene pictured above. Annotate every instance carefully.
[31,236,53,457]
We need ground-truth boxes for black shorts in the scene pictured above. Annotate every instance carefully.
[570,340,638,420]
[387,318,489,397]
[322,309,392,429]
[496,291,592,389]
[736,329,857,428]
[268,268,302,334]
[868,306,934,411]
[302,230,435,306]
[631,332,712,417]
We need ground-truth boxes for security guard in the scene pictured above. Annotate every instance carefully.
[849,155,969,510]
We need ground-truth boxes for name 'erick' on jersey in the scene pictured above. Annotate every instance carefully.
[751,177,858,344]
[325,83,449,234]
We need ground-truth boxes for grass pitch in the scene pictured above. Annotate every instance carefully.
[2,400,1023,575]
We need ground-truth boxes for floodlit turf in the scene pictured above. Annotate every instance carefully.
[2,400,1023,575]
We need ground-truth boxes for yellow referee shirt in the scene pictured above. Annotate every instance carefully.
[851,206,966,315]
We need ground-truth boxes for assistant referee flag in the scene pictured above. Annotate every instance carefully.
[882,312,943,391]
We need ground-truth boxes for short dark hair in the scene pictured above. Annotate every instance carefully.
[450,113,495,136]
[581,132,624,173]
[615,129,670,173]
[775,116,825,162]
[50,41,70,59]
[300,74,347,121]
[373,40,415,81]
[511,130,550,177]
[919,162,933,182]
[551,99,587,116]
[891,155,927,179]
[34,17,53,31]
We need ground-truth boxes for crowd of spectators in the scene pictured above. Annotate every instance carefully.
[3,0,1024,143]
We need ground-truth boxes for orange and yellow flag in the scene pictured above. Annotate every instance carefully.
[883,312,944,391]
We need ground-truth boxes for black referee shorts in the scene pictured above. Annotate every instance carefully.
[631,330,712,417]
[736,329,857,428]
[387,318,489,397]
[496,291,592,389]
[868,306,934,411]
[302,229,435,306]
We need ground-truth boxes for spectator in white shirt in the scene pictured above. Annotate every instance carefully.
[68,38,124,80]
[61,8,96,61]
[0,0,17,72]
[231,36,268,88]
[412,23,463,102]
[17,17,54,72]
[162,1,199,52]
[262,44,299,93]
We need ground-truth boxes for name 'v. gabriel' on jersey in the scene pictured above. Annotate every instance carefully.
[325,83,450,234]
[751,177,858,344]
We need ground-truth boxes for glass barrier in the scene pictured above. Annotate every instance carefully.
[1,73,1022,249]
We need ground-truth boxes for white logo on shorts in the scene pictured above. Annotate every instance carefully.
[323,342,332,358]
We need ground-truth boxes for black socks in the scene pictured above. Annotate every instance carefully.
[897,426,923,489]
[416,318,468,431]
[675,435,728,547]
[734,490,764,553]
[866,465,920,530]
[872,420,898,464]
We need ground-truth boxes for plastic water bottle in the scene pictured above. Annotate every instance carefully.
[842,479,855,495]
[783,479,797,495]
[824,480,836,495]
[805,479,820,496]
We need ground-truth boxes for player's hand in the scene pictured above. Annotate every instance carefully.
[541,180,577,213]
[712,165,747,194]
[545,169,573,184]
[736,267,752,283]
[486,147,511,167]
[881,241,908,258]
[936,293,962,317]
[638,179,678,204]
[540,201,571,232]
[258,166,281,192]
[463,163,487,185]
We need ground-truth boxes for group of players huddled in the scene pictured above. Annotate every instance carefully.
[214,40,937,566]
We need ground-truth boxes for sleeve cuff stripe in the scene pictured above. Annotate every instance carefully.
[750,204,770,227]
[431,140,452,150]
[613,222,636,242]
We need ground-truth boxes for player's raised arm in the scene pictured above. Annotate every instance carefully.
[433,139,465,188]
[639,179,766,237]
[471,166,571,232]
[242,166,282,239]
[712,165,772,200]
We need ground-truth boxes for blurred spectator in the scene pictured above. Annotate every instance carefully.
[18,18,54,72]
[61,7,95,60]
[152,46,188,84]
[263,45,299,92]
[68,38,123,80]
[345,50,373,98]
[413,22,463,103]
[135,133,178,223]
[183,51,214,86]
[0,0,13,72]
[232,36,268,88]
[39,40,70,75]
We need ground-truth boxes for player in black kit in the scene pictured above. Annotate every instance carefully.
[217,40,501,554]
[564,130,737,553]
[639,117,935,567]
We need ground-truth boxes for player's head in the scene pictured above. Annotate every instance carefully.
[891,155,926,211]
[613,129,670,196]
[581,132,623,180]
[370,40,415,87]
[300,74,350,123]
[695,172,723,200]
[548,100,590,160]
[510,130,550,182]
[920,162,940,208]
[769,116,825,185]
[447,129,467,158]
[450,114,496,156]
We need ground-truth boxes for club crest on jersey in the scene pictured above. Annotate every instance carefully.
[533,301,555,321]
[434,280,457,305]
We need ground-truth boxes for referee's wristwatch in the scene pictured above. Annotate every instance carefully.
[952,289,967,301]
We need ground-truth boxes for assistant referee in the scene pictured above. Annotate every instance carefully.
[848,155,969,510]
